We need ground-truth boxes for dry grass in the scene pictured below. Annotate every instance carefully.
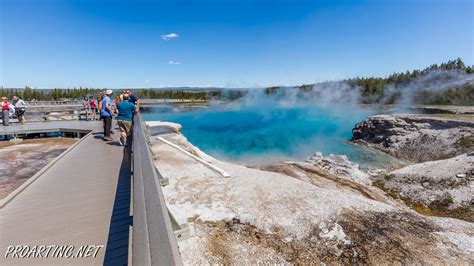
[428,113,474,122]
[374,179,474,222]
[207,226,234,265]
[458,135,474,153]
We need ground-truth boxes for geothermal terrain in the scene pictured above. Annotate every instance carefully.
[146,109,473,264]
[0,137,77,199]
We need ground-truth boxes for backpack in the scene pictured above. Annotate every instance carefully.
[15,108,25,116]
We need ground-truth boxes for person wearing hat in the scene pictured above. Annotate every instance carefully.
[13,96,27,124]
[100,90,114,141]
[116,93,138,146]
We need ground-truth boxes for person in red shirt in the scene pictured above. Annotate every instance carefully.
[114,90,125,108]
[2,97,11,126]
[89,96,97,121]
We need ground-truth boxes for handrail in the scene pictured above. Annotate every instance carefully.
[9,105,84,122]
[132,114,182,266]
[25,100,83,105]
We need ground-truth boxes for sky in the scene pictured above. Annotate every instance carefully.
[0,0,473,88]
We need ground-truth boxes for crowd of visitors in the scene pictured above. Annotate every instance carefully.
[99,89,139,146]
[81,95,99,121]
[1,96,27,126]
[115,91,138,146]
[2,90,139,147]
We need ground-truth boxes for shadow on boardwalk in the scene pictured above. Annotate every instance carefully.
[103,145,132,266]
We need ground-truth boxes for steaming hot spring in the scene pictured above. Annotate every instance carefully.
[142,97,395,168]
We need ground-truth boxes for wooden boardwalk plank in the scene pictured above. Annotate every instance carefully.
[0,122,131,265]
[0,121,101,135]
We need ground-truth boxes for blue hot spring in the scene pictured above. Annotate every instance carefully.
[142,102,394,168]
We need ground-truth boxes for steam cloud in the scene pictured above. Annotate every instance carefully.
[382,69,474,106]
[225,69,473,109]
[152,69,473,165]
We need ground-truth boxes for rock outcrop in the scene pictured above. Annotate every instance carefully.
[305,152,372,185]
[147,121,183,135]
[375,153,474,221]
[352,115,474,162]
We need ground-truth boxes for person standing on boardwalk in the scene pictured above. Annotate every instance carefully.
[116,93,138,146]
[126,89,139,110]
[115,93,122,107]
[89,96,97,121]
[2,97,11,126]
[82,96,90,121]
[12,96,27,124]
[98,91,104,119]
[101,90,114,141]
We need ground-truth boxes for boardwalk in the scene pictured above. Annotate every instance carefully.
[0,120,97,135]
[0,121,131,265]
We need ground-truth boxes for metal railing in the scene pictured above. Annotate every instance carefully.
[25,100,83,106]
[131,114,182,266]
[8,105,87,122]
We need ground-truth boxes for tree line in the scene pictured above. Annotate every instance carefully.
[264,58,473,105]
[0,87,213,101]
[1,58,472,105]
[134,89,208,100]
[0,86,245,101]
[346,57,473,104]
[0,87,102,101]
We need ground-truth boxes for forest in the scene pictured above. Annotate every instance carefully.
[265,58,473,105]
[1,58,472,105]
[347,57,473,105]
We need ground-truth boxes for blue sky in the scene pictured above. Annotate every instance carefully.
[1,0,472,88]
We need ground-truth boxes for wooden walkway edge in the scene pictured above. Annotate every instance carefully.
[0,122,130,265]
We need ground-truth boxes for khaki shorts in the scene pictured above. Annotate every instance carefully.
[117,120,133,135]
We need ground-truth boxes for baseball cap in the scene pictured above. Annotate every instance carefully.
[106,90,113,95]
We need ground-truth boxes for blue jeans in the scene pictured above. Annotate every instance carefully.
[2,110,9,126]
[102,116,112,137]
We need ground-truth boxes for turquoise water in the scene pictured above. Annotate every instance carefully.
[142,102,392,168]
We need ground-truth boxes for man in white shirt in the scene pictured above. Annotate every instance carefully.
[13,96,26,124]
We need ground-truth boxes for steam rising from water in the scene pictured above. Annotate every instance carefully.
[144,69,472,166]
[382,70,474,106]
[144,90,387,166]
[235,69,473,109]
[240,82,362,108]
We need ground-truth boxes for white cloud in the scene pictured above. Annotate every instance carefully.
[161,33,178,40]
[144,80,150,83]
[168,61,181,65]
